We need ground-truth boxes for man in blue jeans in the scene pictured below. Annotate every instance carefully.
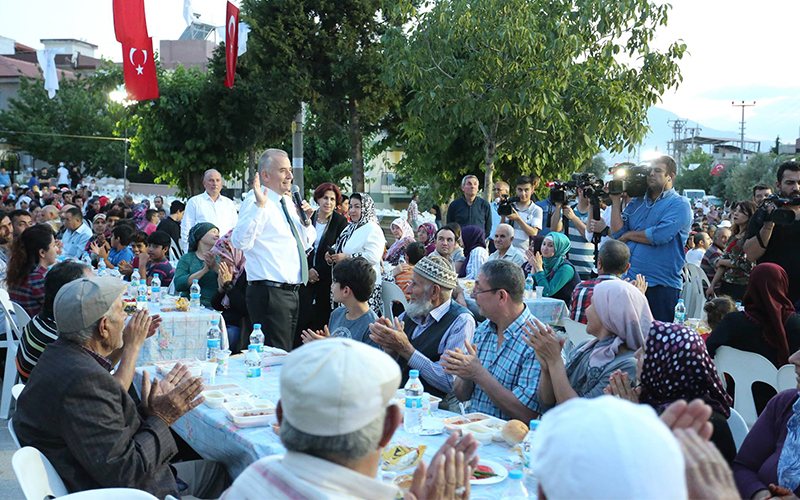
[610,155,692,321]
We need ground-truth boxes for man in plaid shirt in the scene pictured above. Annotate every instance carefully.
[570,240,630,324]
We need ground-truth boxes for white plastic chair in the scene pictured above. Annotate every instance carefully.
[12,446,69,500]
[59,488,160,499]
[12,383,24,401]
[381,281,408,319]
[562,318,593,347]
[728,408,749,451]
[8,418,20,449]
[11,302,31,329]
[777,364,797,392]
[0,290,22,419]
[714,347,779,427]
[681,263,710,319]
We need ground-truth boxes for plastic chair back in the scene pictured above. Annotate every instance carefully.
[727,408,749,451]
[8,418,20,449]
[777,364,797,393]
[381,281,408,319]
[562,318,593,347]
[59,488,160,499]
[681,263,709,319]
[12,447,69,500]
[12,383,24,401]
[714,346,779,427]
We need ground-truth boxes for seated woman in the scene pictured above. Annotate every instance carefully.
[524,232,579,302]
[707,263,800,368]
[457,225,488,280]
[384,218,416,265]
[525,280,650,410]
[733,348,800,499]
[174,222,220,308]
[416,222,437,256]
[707,201,757,301]
[210,230,249,353]
[7,224,58,317]
[605,321,736,463]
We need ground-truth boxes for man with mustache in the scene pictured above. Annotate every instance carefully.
[744,160,800,303]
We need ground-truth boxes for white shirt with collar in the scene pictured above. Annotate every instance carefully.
[61,222,93,259]
[487,244,526,267]
[220,451,400,500]
[180,191,239,250]
[232,187,316,284]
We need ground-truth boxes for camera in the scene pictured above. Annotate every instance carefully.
[497,194,522,216]
[548,172,604,204]
[548,180,573,204]
[608,163,649,198]
[762,194,800,225]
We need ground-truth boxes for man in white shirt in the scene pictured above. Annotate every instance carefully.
[220,338,478,500]
[59,207,92,259]
[232,149,316,351]
[56,162,70,188]
[503,175,543,251]
[686,232,710,267]
[180,169,238,251]
[487,223,526,266]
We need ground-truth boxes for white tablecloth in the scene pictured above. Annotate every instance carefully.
[135,305,223,365]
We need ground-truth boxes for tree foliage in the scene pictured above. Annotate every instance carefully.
[383,0,686,200]
[673,148,716,194]
[0,62,127,177]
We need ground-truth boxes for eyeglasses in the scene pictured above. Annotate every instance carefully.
[471,286,500,297]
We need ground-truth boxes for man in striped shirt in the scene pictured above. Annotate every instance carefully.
[549,186,594,280]
[15,261,92,382]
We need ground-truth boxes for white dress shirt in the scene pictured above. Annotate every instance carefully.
[61,222,93,259]
[232,187,316,284]
[180,191,239,250]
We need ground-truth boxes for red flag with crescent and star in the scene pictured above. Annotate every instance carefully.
[122,37,159,101]
[710,163,726,177]
[224,1,240,89]
[113,0,149,44]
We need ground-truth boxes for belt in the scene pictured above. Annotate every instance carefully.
[249,279,301,291]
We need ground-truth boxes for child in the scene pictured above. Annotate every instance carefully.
[301,257,378,347]
[393,242,426,301]
[143,209,159,235]
[119,230,148,280]
[91,225,134,268]
[137,231,174,287]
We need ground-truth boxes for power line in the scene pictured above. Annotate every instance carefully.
[0,130,128,142]
[731,101,755,164]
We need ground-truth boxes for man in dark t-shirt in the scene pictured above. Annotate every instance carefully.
[744,160,800,302]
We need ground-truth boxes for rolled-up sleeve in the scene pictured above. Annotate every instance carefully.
[643,198,692,246]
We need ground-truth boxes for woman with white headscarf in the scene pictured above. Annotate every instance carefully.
[524,279,652,410]
[16,195,32,211]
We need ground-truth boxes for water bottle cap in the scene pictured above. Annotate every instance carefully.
[678,299,684,303]
[114,267,119,270]
[508,469,523,480]
[254,324,262,329]
[193,279,199,283]
[409,369,420,377]
[529,419,540,430]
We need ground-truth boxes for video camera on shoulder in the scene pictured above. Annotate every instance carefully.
[608,163,649,198]
[762,194,800,225]
[547,172,604,204]
[497,194,522,216]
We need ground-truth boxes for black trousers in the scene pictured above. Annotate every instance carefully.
[246,282,299,352]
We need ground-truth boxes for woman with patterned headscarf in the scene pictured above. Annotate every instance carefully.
[174,222,220,307]
[210,230,249,352]
[385,218,416,265]
[327,193,386,316]
[416,222,437,255]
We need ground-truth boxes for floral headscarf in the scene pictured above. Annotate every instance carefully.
[419,222,437,254]
[132,203,148,231]
[210,230,246,307]
[334,193,378,254]
[385,218,415,264]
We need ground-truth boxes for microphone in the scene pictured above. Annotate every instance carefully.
[292,185,311,226]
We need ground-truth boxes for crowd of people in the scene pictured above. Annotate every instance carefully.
[6,151,800,499]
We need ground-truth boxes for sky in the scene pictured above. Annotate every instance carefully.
[2,0,800,143]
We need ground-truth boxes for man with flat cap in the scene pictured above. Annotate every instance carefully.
[369,254,475,409]
[221,338,480,499]
[14,276,230,499]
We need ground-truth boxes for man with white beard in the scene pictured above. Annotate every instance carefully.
[369,255,475,409]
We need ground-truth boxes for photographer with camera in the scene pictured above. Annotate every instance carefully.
[610,155,692,322]
[498,175,543,252]
[548,176,596,280]
[743,160,800,303]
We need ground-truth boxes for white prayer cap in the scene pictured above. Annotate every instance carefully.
[279,338,401,437]
[533,396,687,500]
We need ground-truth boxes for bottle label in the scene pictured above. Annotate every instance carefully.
[405,396,422,409]
[191,293,201,300]
[207,339,220,349]
[247,366,261,378]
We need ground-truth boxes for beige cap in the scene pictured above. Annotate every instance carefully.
[54,277,126,334]
[279,338,401,437]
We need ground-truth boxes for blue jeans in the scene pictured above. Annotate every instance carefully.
[645,285,681,323]
[227,326,241,352]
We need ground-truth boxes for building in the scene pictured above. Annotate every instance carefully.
[670,135,761,166]
[160,16,218,73]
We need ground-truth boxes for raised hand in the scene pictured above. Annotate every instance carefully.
[253,173,268,208]
[143,374,204,426]
[660,399,714,441]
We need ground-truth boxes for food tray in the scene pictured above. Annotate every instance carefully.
[443,413,506,441]
[260,347,289,367]
[222,399,276,420]
[153,359,202,377]
[227,409,276,428]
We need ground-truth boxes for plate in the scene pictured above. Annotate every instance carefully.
[470,459,508,486]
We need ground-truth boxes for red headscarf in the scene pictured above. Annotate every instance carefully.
[742,263,795,366]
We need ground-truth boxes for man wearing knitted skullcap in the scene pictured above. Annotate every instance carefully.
[369,255,475,409]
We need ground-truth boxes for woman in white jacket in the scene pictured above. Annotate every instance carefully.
[326,192,386,316]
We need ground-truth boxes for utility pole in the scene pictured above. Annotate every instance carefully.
[732,101,756,164]
[291,102,305,195]
[667,119,687,173]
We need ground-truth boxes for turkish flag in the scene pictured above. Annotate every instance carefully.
[113,0,149,44]
[224,1,240,89]
[122,37,159,101]
[710,163,726,176]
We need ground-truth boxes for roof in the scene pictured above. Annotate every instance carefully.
[40,38,99,49]
[14,42,36,54]
[0,54,76,80]
[671,135,759,146]
[5,52,103,71]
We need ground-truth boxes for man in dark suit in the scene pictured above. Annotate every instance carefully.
[14,277,229,499]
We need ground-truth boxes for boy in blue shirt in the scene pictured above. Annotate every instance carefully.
[92,225,135,268]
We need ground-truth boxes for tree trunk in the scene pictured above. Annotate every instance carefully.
[348,99,365,193]
[483,142,495,201]
[247,148,257,190]
[187,170,205,197]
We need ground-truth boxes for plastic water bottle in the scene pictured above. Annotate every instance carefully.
[524,275,534,300]
[81,252,92,268]
[97,259,107,276]
[206,318,221,362]
[190,279,201,310]
[674,299,686,325]
[249,324,265,352]
[403,369,424,434]
[136,279,148,310]
[503,469,529,499]
[111,266,121,278]
[131,268,141,284]
[245,345,262,378]
[735,301,743,312]
[151,274,161,302]
[521,419,540,492]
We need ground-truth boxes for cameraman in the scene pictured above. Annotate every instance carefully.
[743,160,800,302]
[549,184,594,280]
[501,175,543,252]
[610,155,692,322]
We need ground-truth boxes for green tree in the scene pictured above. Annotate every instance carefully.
[722,153,784,201]
[383,0,686,200]
[242,0,403,192]
[673,148,715,194]
[0,62,127,177]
